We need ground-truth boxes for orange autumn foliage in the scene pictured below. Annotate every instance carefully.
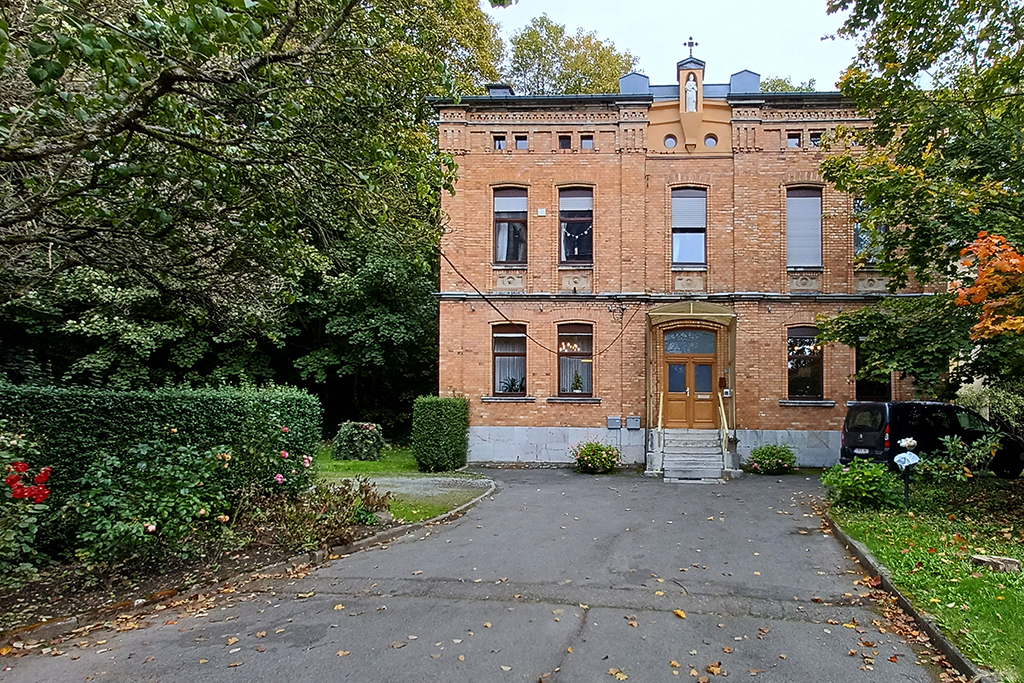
[955,232,1024,339]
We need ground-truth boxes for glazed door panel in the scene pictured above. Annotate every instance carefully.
[663,357,717,429]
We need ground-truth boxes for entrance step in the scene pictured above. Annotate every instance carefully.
[661,429,723,480]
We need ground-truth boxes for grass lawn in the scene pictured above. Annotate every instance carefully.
[829,478,1024,682]
[315,445,418,474]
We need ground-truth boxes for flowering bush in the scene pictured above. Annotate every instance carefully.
[1,427,52,582]
[744,444,797,474]
[571,442,621,474]
[821,458,901,509]
[332,422,385,461]
[916,434,1001,481]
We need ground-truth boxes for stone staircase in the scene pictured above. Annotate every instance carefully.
[661,429,724,481]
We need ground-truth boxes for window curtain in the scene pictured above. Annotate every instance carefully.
[559,357,592,394]
[494,190,527,263]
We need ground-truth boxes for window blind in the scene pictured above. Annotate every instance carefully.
[786,188,822,267]
[494,189,527,212]
[559,189,593,211]
[671,188,706,228]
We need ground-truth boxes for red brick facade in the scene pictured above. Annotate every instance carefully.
[434,61,917,466]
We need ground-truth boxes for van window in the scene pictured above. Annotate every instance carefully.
[953,407,988,432]
[846,405,884,432]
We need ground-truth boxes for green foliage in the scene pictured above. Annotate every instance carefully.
[917,434,1001,482]
[570,441,621,474]
[0,429,50,583]
[760,76,817,92]
[821,458,901,509]
[333,422,385,461]
[240,479,392,552]
[411,396,468,472]
[958,382,1024,438]
[744,444,797,474]
[0,385,321,501]
[60,440,233,574]
[505,14,638,95]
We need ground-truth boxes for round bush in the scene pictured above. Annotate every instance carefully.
[571,442,621,474]
[744,444,797,474]
[332,422,385,461]
[821,459,901,509]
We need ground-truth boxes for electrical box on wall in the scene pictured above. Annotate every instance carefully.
[722,389,732,398]
[625,416,641,430]
[606,416,622,429]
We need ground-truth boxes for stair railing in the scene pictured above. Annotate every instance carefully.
[717,391,729,467]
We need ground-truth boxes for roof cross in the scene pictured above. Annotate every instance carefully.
[684,36,698,58]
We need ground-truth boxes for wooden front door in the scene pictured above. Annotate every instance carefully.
[662,329,717,429]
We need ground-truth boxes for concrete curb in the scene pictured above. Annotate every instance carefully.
[0,478,497,647]
[824,511,997,683]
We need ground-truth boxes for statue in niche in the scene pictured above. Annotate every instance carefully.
[684,73,698,112]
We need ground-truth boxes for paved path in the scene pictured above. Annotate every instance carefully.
[6,470,942,682]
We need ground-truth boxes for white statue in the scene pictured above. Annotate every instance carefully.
[684,73,698,112]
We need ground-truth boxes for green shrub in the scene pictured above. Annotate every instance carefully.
[570,442,620,473]
[917,434,1001,481]
[821,458,901,508]
[0,385,322,502]
[333,422,385,461]
[411,396,468,472]
[744,444,797,474]
[59,438,235,576]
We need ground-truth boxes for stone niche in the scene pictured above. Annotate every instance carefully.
[854,271,888,293]
[788,271,821,293]
[560,270,592,293]
[673,273,705,292]
[494,272,525,291]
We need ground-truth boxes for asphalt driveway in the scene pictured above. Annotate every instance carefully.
[5,470,943,682]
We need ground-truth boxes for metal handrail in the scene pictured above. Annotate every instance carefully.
[717,391,729,461]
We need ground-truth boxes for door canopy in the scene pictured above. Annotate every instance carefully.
[648,301,736,328]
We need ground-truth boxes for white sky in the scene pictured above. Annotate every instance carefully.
[482,0,861,91]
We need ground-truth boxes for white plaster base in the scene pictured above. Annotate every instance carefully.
[468,426,646,464]
[734,429,840,468]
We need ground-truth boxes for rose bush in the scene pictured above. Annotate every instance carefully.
[743,444,797,475]
[570,442,621,474]
[1,427,52,584]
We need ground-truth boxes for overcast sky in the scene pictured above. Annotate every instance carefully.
[482,0,861,91]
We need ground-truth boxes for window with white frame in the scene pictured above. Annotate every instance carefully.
[786,187,822,268]
[559,188,593,263]
[493,188,527,264]
[493,324,527,395]
[558,324,593,396]
[671,187,707,265]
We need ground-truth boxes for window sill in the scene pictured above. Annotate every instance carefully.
[481,396,536,403]
[558,264,593,270]
[547,396,601,404]
[671,264,708,272]
[786,266,824,272]
[492,264,527,270]
[779,399,836,407]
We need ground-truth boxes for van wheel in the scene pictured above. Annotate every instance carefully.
[992,460,1023,479]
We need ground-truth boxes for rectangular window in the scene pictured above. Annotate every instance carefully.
[493,135,506,150]
[514,135,528,150]
[558,135,572,150]
[559,188,593,263]
[855,347,891,402]
[580,134,594,149]
[494,188,527,264]
[853,197,884,264]
[787,132,802,148]
[493,324,527,395]
[671,188,707,265]
[786,187,822,268]
[809,132,822,147]
[788,326,823,400]
[558,324,593,396]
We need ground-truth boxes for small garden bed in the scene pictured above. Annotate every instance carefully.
[828,477,1024,682]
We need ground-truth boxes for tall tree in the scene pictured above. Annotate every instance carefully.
[760,76,817,92]
[816,0,1024,393]
[505,14,638,95]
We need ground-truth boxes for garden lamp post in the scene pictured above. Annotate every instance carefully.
[894,437,919,510]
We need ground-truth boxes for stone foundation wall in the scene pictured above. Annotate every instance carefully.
[468,426,646,464]
[734,428,840,468]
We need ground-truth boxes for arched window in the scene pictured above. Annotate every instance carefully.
[558,324,593,396]
[559,188,593,264]
[494,188,527,264]
[787,326,823,399]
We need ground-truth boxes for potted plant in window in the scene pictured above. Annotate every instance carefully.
[571,371,583,393]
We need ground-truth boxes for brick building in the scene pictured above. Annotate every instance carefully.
[433,54,912,478]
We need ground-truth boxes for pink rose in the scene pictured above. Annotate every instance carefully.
[144,523,156,533]
[274,473,284,484]
[280,451,289,459]
[282,427,289,433]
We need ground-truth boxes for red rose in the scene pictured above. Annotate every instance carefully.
[4,473,19,487]
[34,469,50,485]
[12,462,28,473]
[11,485,27,499]
[282,427,289,433]
[31,488,49,503]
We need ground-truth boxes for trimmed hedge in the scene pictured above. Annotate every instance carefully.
[332,422,385,461]
[0,385,322,498]
[411,396,468,472]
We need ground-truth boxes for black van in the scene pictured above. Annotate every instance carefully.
[841,401,1024,478]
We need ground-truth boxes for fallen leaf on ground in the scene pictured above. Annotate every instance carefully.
[228,662,243,667]
[501,665,512,671]
[484,623,492,628]
[336,650,350,657]
[389,641,406,649]
[297,592,314,598]
[0,647,11,656]
[458,655,465,661]
[670,660,680,668]
[654,591,665,596]
[227,637,239,646]
[706,662,722,675]
[608,668,628,680]
[333,605,344,611]
[412,571,422,575]
[256,631,266,638]
[673,610,687,619]
[749,669,763,676]
[199,659,208,663]
[723,646,734,653]
[567,647,573,653]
